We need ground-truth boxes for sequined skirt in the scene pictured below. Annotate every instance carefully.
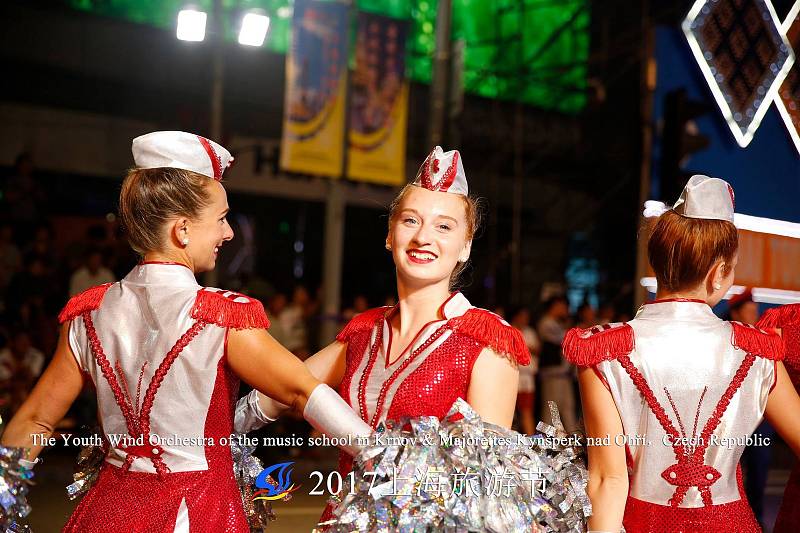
[624,496,760,532]
[63,461,248,533]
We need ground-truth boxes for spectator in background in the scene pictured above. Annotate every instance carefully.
[597,303,615,325]
[279,285,311,357]
[511,306,540,435]
[728,289,758,325]
[0,329,44,414]
[5,153,46,242]
[537,295,576,431]
[342,294,370,321]
[6,254,53,325]
[23,224,58,275]
[0,224,22,296]
[266,293,289,346]
[69,247,116,296]
[575,302,598,329]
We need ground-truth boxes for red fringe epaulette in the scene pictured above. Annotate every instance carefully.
[58,283,114,324]
[448,308,531,366]
[562,322,635,367]
[757,304,800,330]
[190,288,270,330]
[336,307,389,344]
[731,321,783,360]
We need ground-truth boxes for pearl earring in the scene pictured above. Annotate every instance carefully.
[714,283,722,290]
[182,238,190,246]
[385,243,391,250]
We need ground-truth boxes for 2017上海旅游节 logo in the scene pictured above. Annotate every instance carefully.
[254,461,301,501]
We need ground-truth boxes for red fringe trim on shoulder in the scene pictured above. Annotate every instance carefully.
[757,304,800,330]
[562,323,635,367]
[448,308,531,366]
[335,307,388,344]
[731,321,783,360]
[190,288,270,330]
[58,283,113,324]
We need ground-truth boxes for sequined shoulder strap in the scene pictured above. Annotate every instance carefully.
[447,308,531,366]
[757,304,800,330]
[562,322,634,367]
[336,307,390,344]
[730,321,783,360]
[58,283,114,323]
[191,287,270,330]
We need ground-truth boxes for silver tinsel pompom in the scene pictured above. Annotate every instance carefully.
[231,435,277,531]
[324,400,590,532]
[0,418,35,532]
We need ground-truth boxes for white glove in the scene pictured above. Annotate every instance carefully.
[233,389,285,433]
[303,384,372,456]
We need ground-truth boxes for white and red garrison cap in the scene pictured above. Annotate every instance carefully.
[132,131,233,181]
[412,146,468,195]
[643,174,734,223]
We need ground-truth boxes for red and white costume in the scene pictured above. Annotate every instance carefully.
[59,262,269,533]
[564,299,782,531]
[758,304,800,533]
[319,291,530,523]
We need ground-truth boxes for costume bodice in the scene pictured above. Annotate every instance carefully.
[64,263,267,475]
[572,300,779,509]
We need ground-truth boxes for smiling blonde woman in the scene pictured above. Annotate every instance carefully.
[236,146,530,527]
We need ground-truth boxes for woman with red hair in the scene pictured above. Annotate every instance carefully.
[565,175,800,532]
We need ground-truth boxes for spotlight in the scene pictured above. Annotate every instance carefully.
[177,9,207,42]
[238,12,270,47]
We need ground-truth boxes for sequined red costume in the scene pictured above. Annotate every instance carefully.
[759,304,800,533]
[318,292,529,525]
[564,299,783,533]
[59,263,269,533]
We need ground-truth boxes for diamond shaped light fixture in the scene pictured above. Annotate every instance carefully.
[683,0,795,147]
[774,1,800,155]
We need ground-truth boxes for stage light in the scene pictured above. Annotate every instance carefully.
[177,9,207,42]
[773,2,800,156]
[682,0,794,147]
[238,12,270,47]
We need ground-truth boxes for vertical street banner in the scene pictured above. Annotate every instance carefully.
[347,12,409,185]
[280,0,348,177]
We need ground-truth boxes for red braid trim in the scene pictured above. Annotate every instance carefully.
[335,307,389,344]
[139,321,207,436]
[730,322,783,360]
[58,283,113,324]
[190,288,270,330]
[757,304,800,330]
[562,323,635,367]
[448,308,531,366]
[83,313,141,436]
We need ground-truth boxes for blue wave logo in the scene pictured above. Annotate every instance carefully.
[254,461,301,501]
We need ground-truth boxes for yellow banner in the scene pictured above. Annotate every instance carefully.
[280,0,348,177]
[346,11,409,185]
[348,83,408,185]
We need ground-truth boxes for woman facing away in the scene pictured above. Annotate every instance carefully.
[0,131,371,532]
[564,175,800,532]
[236,146,530,526]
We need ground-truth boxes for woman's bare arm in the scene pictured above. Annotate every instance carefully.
[765,361,800,457]
[1,323,84,460]
[578,367,628,532]
[227,328,370,452]
[466,349,519,428]
[226,328,322,412]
